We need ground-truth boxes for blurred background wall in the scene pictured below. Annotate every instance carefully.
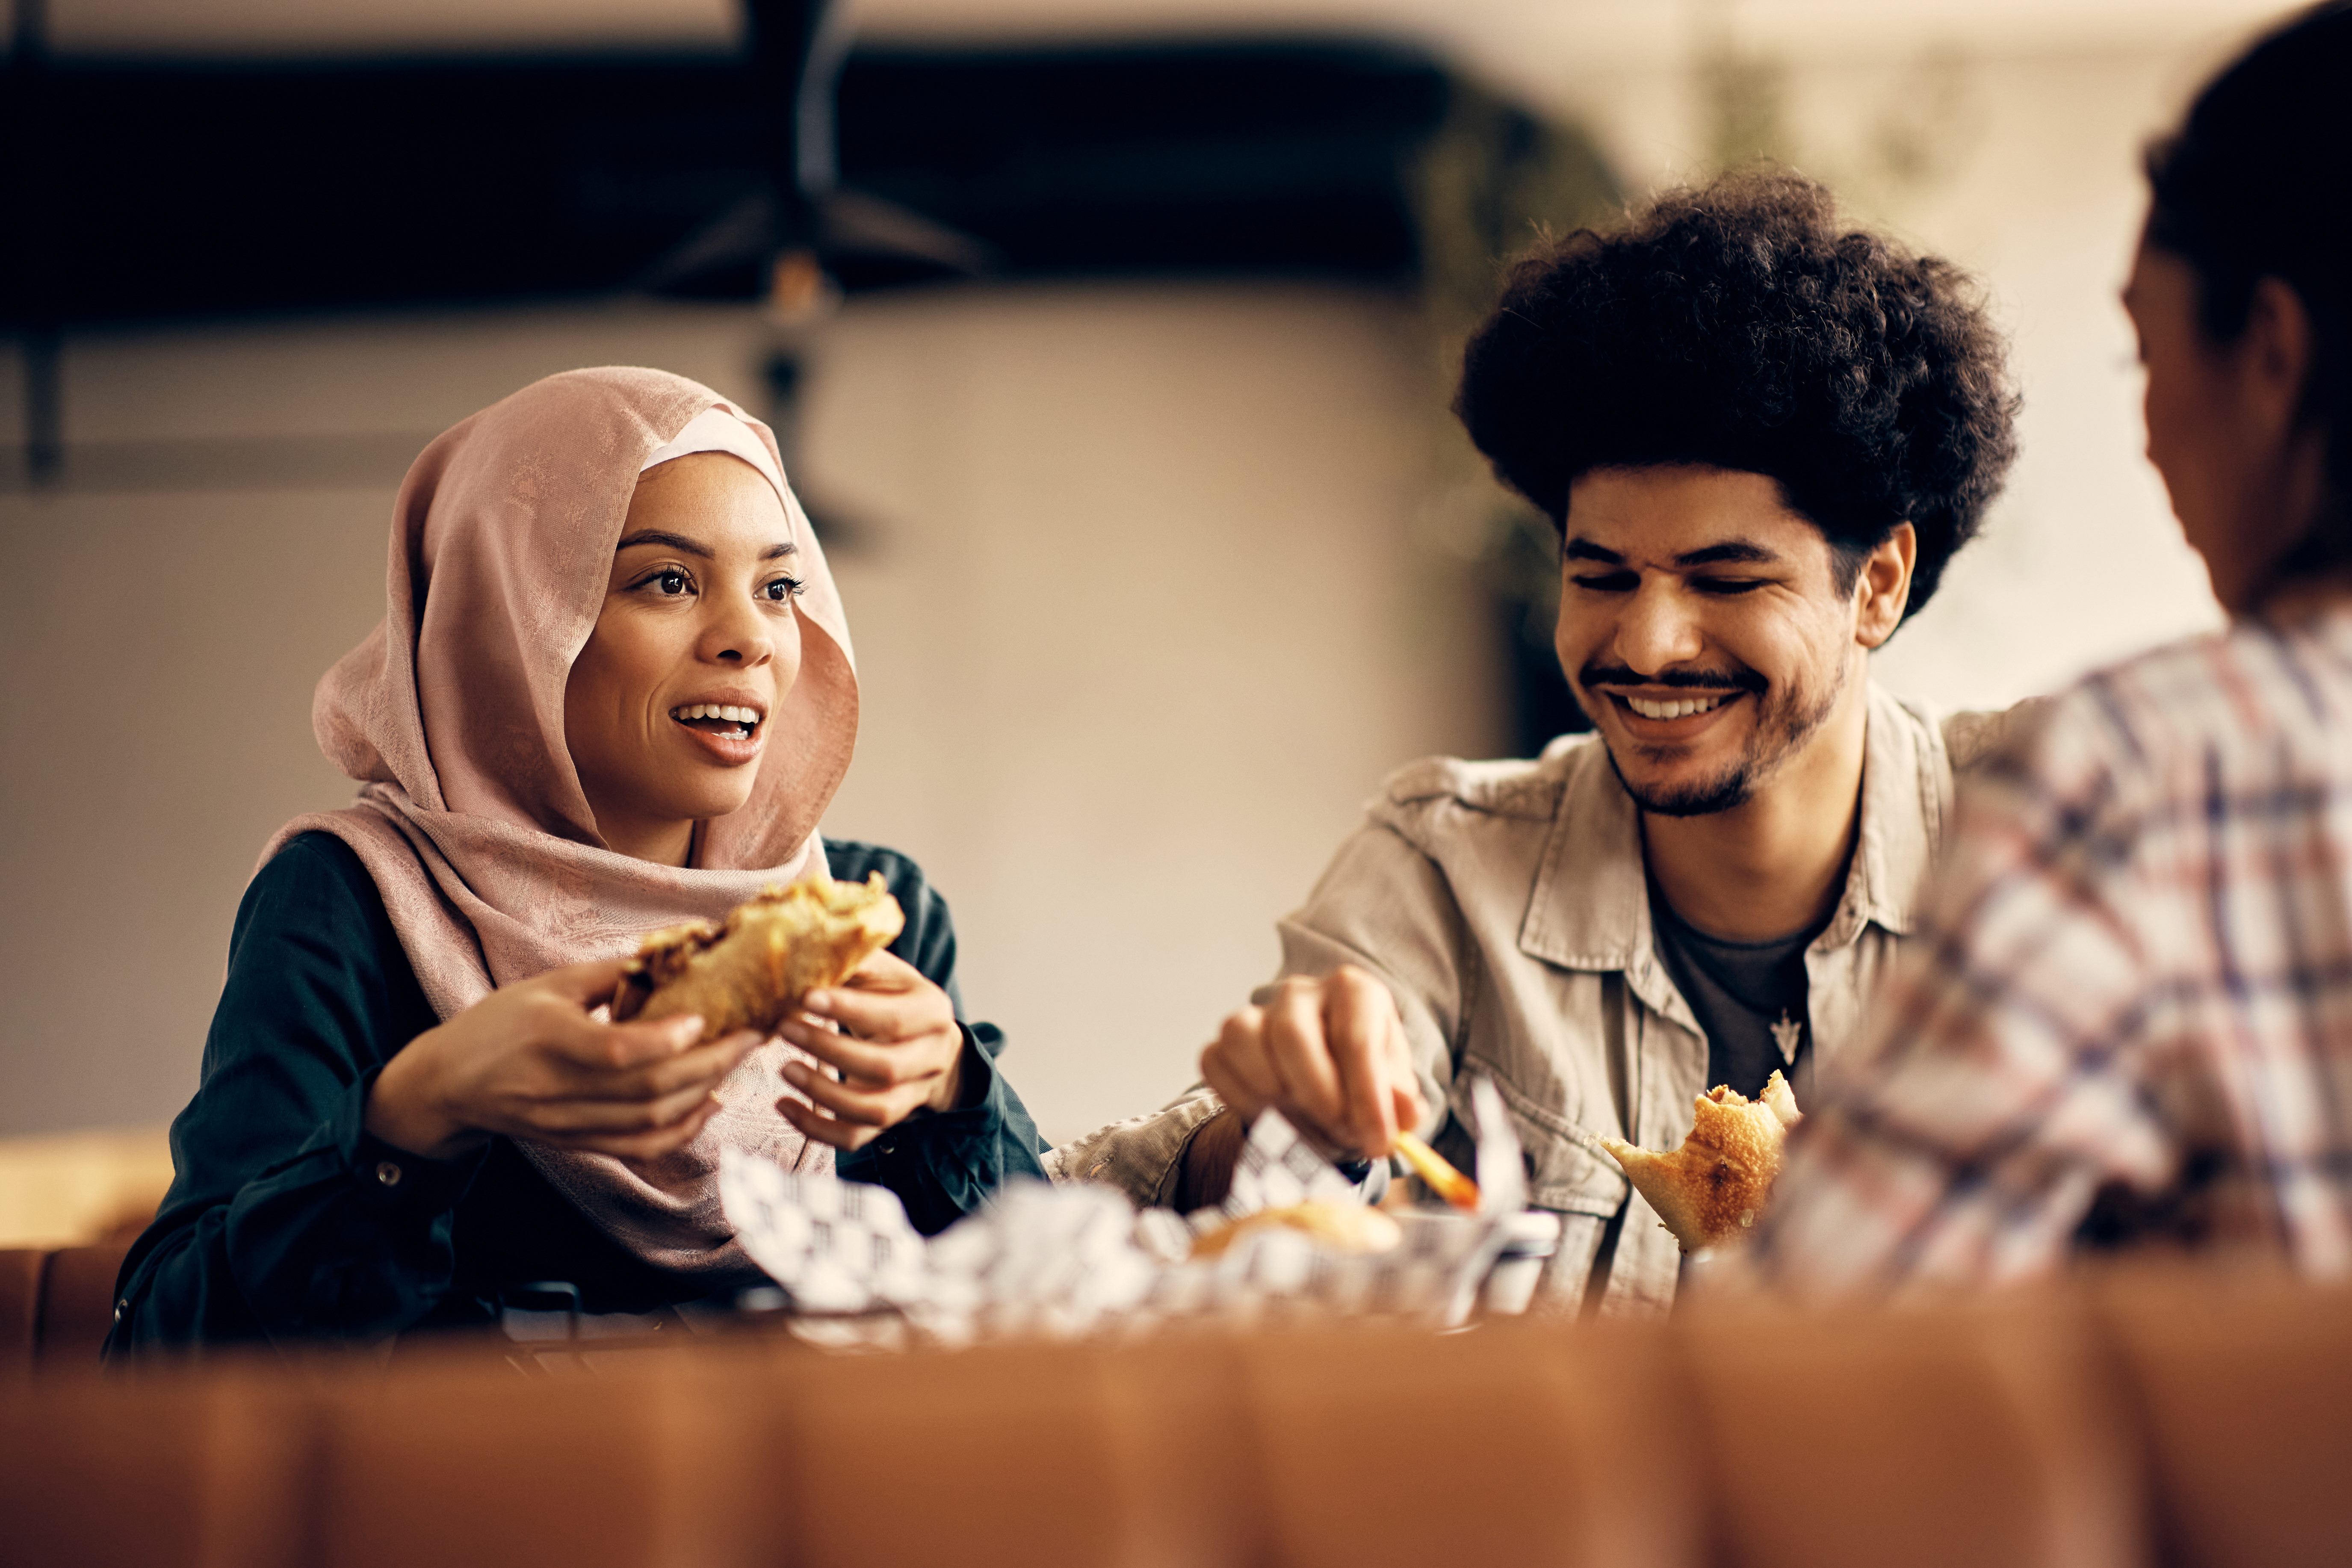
[0,0,2302,1178]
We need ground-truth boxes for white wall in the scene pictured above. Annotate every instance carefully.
[806,284,1499,1140]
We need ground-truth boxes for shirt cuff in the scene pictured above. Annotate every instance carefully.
[836,1025,1024,1233]
[349,1130,483,1215]
[326,1068,485,1218]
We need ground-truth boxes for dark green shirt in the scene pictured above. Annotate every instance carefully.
[108,832,1046,1355]
[1648,881,1819,1103]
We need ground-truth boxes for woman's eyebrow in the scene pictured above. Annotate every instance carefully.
[762,541,799,560]
[615,529,712,558]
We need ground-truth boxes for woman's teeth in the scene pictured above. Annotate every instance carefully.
[1625,694,1731,721]
[673,703,761,738]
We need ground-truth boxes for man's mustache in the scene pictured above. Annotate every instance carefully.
[1577,662,1767,694]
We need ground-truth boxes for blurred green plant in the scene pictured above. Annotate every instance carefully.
[1409,82,1621,748]
[1692,20,1983,225]
[1850,44,1980,213]
[1697,35,1796,171]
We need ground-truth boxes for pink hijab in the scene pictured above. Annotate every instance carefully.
[263,366,856,1283]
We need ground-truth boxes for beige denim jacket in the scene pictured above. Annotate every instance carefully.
[1047,684,2021,1317]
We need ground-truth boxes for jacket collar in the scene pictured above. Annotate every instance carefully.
[1517,682,1951,974]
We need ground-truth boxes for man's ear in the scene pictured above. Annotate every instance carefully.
[2241,275,2316,439]
[1853,523,1916,650]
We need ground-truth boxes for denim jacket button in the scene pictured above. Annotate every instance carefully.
[375,1160,403,1188]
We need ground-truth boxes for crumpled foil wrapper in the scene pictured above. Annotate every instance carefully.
[718,1078,1534,1349]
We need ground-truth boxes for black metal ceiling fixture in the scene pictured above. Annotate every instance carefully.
[1,32,1466,327]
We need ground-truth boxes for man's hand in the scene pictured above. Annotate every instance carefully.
[365,956,762,1163]
[1198,965,1429,1160]
[774,948,968,1151]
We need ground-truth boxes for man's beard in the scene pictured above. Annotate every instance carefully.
[1585,659,1846,818]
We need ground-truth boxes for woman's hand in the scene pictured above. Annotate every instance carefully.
[365,956,762,1163]
[1198,965,1429,1160]
[774,948,968,1151]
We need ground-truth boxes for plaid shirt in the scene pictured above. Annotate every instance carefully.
[1751,608,2352,1291]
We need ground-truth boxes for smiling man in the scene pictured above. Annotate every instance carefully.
[1049,171,2022,1314]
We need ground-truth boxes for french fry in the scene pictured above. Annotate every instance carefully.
[1393,1130,1480,1211]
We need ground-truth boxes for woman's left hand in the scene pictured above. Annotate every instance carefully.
[774,948,969,1150]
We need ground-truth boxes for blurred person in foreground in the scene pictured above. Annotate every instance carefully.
[1748,2,2352,1292]
[1051,171,2021,1315]
[112,369,1044,1354]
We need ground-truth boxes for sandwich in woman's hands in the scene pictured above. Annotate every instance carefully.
[1599,1072,1802,1252]
[611,870,905,1038]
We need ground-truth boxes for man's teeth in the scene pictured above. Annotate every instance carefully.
[1625,694,1731,721]
[675,704,760,725]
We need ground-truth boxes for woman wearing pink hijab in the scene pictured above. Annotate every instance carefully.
[109,368,1044,1351]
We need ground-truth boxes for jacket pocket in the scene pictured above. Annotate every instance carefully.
[1464,1053,1628,1217]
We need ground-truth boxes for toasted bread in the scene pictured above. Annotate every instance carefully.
[610,870,905,1038]
[1599,1070,1802,1252]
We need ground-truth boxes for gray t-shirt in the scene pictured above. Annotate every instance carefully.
[1648,883,1819,1103]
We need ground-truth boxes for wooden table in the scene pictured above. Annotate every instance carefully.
[3,1264,2346,1568]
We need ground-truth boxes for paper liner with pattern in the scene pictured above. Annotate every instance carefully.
[717,1078,1536,1344]
[1600,1070,1802,1252]
[610,870,905,1037]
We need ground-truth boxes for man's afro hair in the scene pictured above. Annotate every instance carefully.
[1454,170,2018,616]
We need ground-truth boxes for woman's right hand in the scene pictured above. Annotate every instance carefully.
[364,956,762,1163]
